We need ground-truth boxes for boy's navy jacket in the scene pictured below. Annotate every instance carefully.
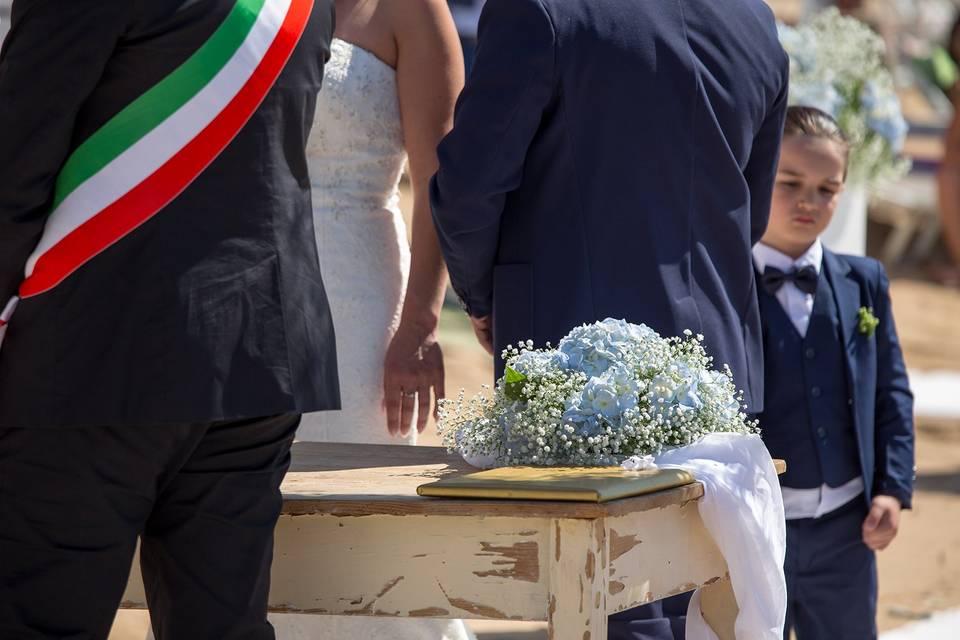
[757,249,915,508]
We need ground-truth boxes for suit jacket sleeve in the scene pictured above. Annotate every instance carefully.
[0,0,132,301]
[872,262,915,508]
[743,59,789,246]
[429,0,556,318]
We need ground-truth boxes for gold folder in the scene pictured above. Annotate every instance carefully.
[417,466,696,503]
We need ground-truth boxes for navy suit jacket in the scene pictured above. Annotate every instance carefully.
[816,250,915,507]
[430,0,789,411]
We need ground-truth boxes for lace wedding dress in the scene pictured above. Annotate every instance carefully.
[272,39,474,640]
[297,37,414,446]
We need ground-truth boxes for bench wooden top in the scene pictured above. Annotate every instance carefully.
[281,442,785,520]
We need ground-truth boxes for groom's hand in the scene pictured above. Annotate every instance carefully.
[470,315,494,356]
[862,495,902,551]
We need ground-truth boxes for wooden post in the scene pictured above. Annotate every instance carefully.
[547,518,607,640]
[699,578,738,640]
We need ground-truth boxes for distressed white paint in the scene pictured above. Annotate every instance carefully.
[119,442,741,640]
[270,514,550,619]
[121,509,733,639]
[605,499,727,614]
[547,519,607,640]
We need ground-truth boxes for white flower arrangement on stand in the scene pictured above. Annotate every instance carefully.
[779,9,914,255]
[438,318,757,468]
[779,8,911,185]
[438,319,788,639]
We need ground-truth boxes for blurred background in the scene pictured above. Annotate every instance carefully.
[3,0,960,638]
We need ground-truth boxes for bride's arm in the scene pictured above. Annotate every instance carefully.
[382,0,464,437]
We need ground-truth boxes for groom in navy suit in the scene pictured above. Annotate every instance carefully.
[430,0,788,637]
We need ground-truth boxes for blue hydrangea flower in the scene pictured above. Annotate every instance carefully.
[511,350,569,377]
[789,81,845,119]
[647,364,711,418]
[561,406,603,437]
[558,330,615,377]
[778,23,817,73]
[582,377,621,418]
[558,318,660,378]
[604,363,641,413]
[861,81,908,153]
[599,318,660,345]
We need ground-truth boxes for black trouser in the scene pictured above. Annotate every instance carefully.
[0,414,300,640]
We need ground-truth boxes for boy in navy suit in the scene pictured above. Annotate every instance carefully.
[755,106,915,639]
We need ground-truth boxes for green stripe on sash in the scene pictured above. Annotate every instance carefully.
[52,0,267,209]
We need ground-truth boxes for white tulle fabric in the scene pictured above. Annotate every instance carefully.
[630,433,787,640]
[282,39,474,640]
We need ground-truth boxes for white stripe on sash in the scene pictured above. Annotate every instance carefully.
[25,0,293,278]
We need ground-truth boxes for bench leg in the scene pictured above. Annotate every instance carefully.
[699,578,738,640]
[548,518,608,640]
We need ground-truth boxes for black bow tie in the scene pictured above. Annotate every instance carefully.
[761,265,819,296]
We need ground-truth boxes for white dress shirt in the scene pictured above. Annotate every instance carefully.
[753,240,865,519]
[752,240,823,337]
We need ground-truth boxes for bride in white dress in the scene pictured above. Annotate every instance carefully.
[297,0,459,445]
[275,1,474,638]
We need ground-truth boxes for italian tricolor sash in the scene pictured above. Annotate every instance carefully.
[0,0,313,345]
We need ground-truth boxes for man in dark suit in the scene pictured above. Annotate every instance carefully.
[430,0,789,637]
[0,1,338,637]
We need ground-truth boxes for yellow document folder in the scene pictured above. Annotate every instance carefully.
[417,466,696,503]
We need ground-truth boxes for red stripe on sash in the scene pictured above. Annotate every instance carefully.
[20,0,314,298]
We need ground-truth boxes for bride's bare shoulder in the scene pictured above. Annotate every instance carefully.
[329,0,391,64]
[335,0,459,62]
[387,0,460,48]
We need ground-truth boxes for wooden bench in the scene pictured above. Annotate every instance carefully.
[120,442,783,639]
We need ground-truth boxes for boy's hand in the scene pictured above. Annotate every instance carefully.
[862,495,902,551]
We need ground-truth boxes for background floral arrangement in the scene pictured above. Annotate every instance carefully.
[438,318,757,467]
[779,8,911,184]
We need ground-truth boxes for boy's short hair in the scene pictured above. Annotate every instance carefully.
[784,106,848,146]
[784,105,850,176]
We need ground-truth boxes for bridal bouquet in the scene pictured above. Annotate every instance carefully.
[778,8,910,184]
[438,318,757,467]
